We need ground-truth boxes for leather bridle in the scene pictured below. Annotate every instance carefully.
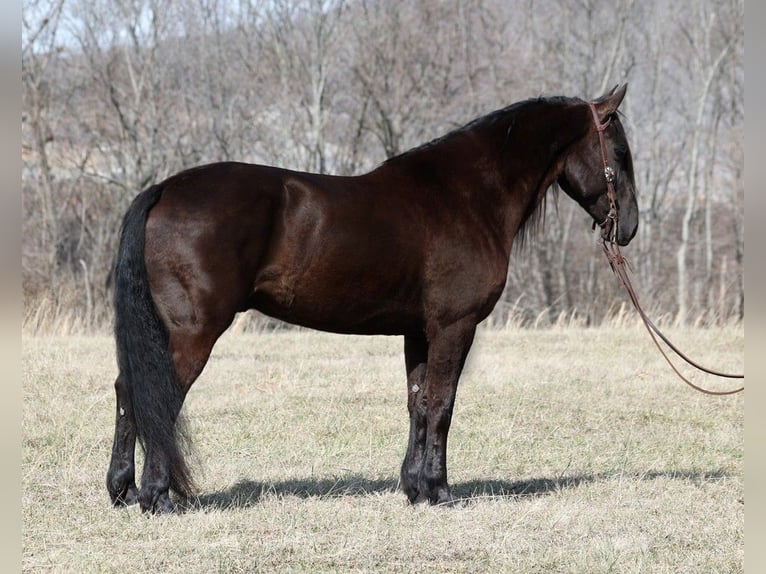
[588,102,619,244]
[587,101,743,396]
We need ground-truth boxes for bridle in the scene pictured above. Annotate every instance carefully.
[587,101,744,396]
[588,102,619,244]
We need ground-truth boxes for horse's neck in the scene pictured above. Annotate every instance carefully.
[370,102,578,254]
[495,108,585,252]
[501,156,564,252]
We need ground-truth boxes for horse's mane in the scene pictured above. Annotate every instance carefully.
[514,182,560,252]
[384,95,581,163]
[382,100,526,165]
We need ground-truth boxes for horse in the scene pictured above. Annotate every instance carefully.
[107,85,638,514]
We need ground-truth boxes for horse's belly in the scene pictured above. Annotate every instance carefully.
[250,266,422,336]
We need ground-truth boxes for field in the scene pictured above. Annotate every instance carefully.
[23,326,743,573]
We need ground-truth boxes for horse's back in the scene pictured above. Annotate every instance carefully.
[141,162,427,335]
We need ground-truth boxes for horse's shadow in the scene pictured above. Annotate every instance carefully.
[184,468,732,512]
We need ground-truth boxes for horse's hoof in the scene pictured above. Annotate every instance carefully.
[411,493,428,505]
[139,491,175,515]
[420,485,455,507]
[111,486,139,507]
[434,492,459,508]
[109,480,139,508]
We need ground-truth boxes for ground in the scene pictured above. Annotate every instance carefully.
[23,326,743,573]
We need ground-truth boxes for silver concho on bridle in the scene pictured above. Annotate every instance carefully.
[604,166,615,183]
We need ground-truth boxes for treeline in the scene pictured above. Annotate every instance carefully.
[22,0,743,332]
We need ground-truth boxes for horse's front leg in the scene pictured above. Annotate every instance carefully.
[417,319,476,505]
[400,334,428,503]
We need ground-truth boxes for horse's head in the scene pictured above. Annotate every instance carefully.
[557,84,638,246]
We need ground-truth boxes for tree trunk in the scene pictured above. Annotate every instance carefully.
[676,28,732,325]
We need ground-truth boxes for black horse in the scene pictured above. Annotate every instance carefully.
[107,85,638,513]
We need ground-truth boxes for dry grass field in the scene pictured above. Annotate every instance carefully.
[23,326,743,573]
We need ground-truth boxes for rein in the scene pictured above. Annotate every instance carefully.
[587,102,744,396]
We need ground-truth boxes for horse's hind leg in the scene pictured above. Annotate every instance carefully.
[106,374,139,506]
[134,184,270,512]
[137,324,226,513]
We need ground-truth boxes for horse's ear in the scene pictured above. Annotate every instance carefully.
[593,83,627,121]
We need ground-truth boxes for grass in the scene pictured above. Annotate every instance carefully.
[23,325,743,573]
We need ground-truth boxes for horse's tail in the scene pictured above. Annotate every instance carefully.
[113,184,195,499]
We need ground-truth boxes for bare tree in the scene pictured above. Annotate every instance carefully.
[348,1,468,160]
[21,0,744,331]
[22,0,64,257]
[675,0,737,325]
[66,0,193,191]
[246,0,346,173]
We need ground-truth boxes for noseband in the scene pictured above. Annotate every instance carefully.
[588,101,619,244]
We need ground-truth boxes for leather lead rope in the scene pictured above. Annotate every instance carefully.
[588,102,744,396]
[602,240,743,395]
